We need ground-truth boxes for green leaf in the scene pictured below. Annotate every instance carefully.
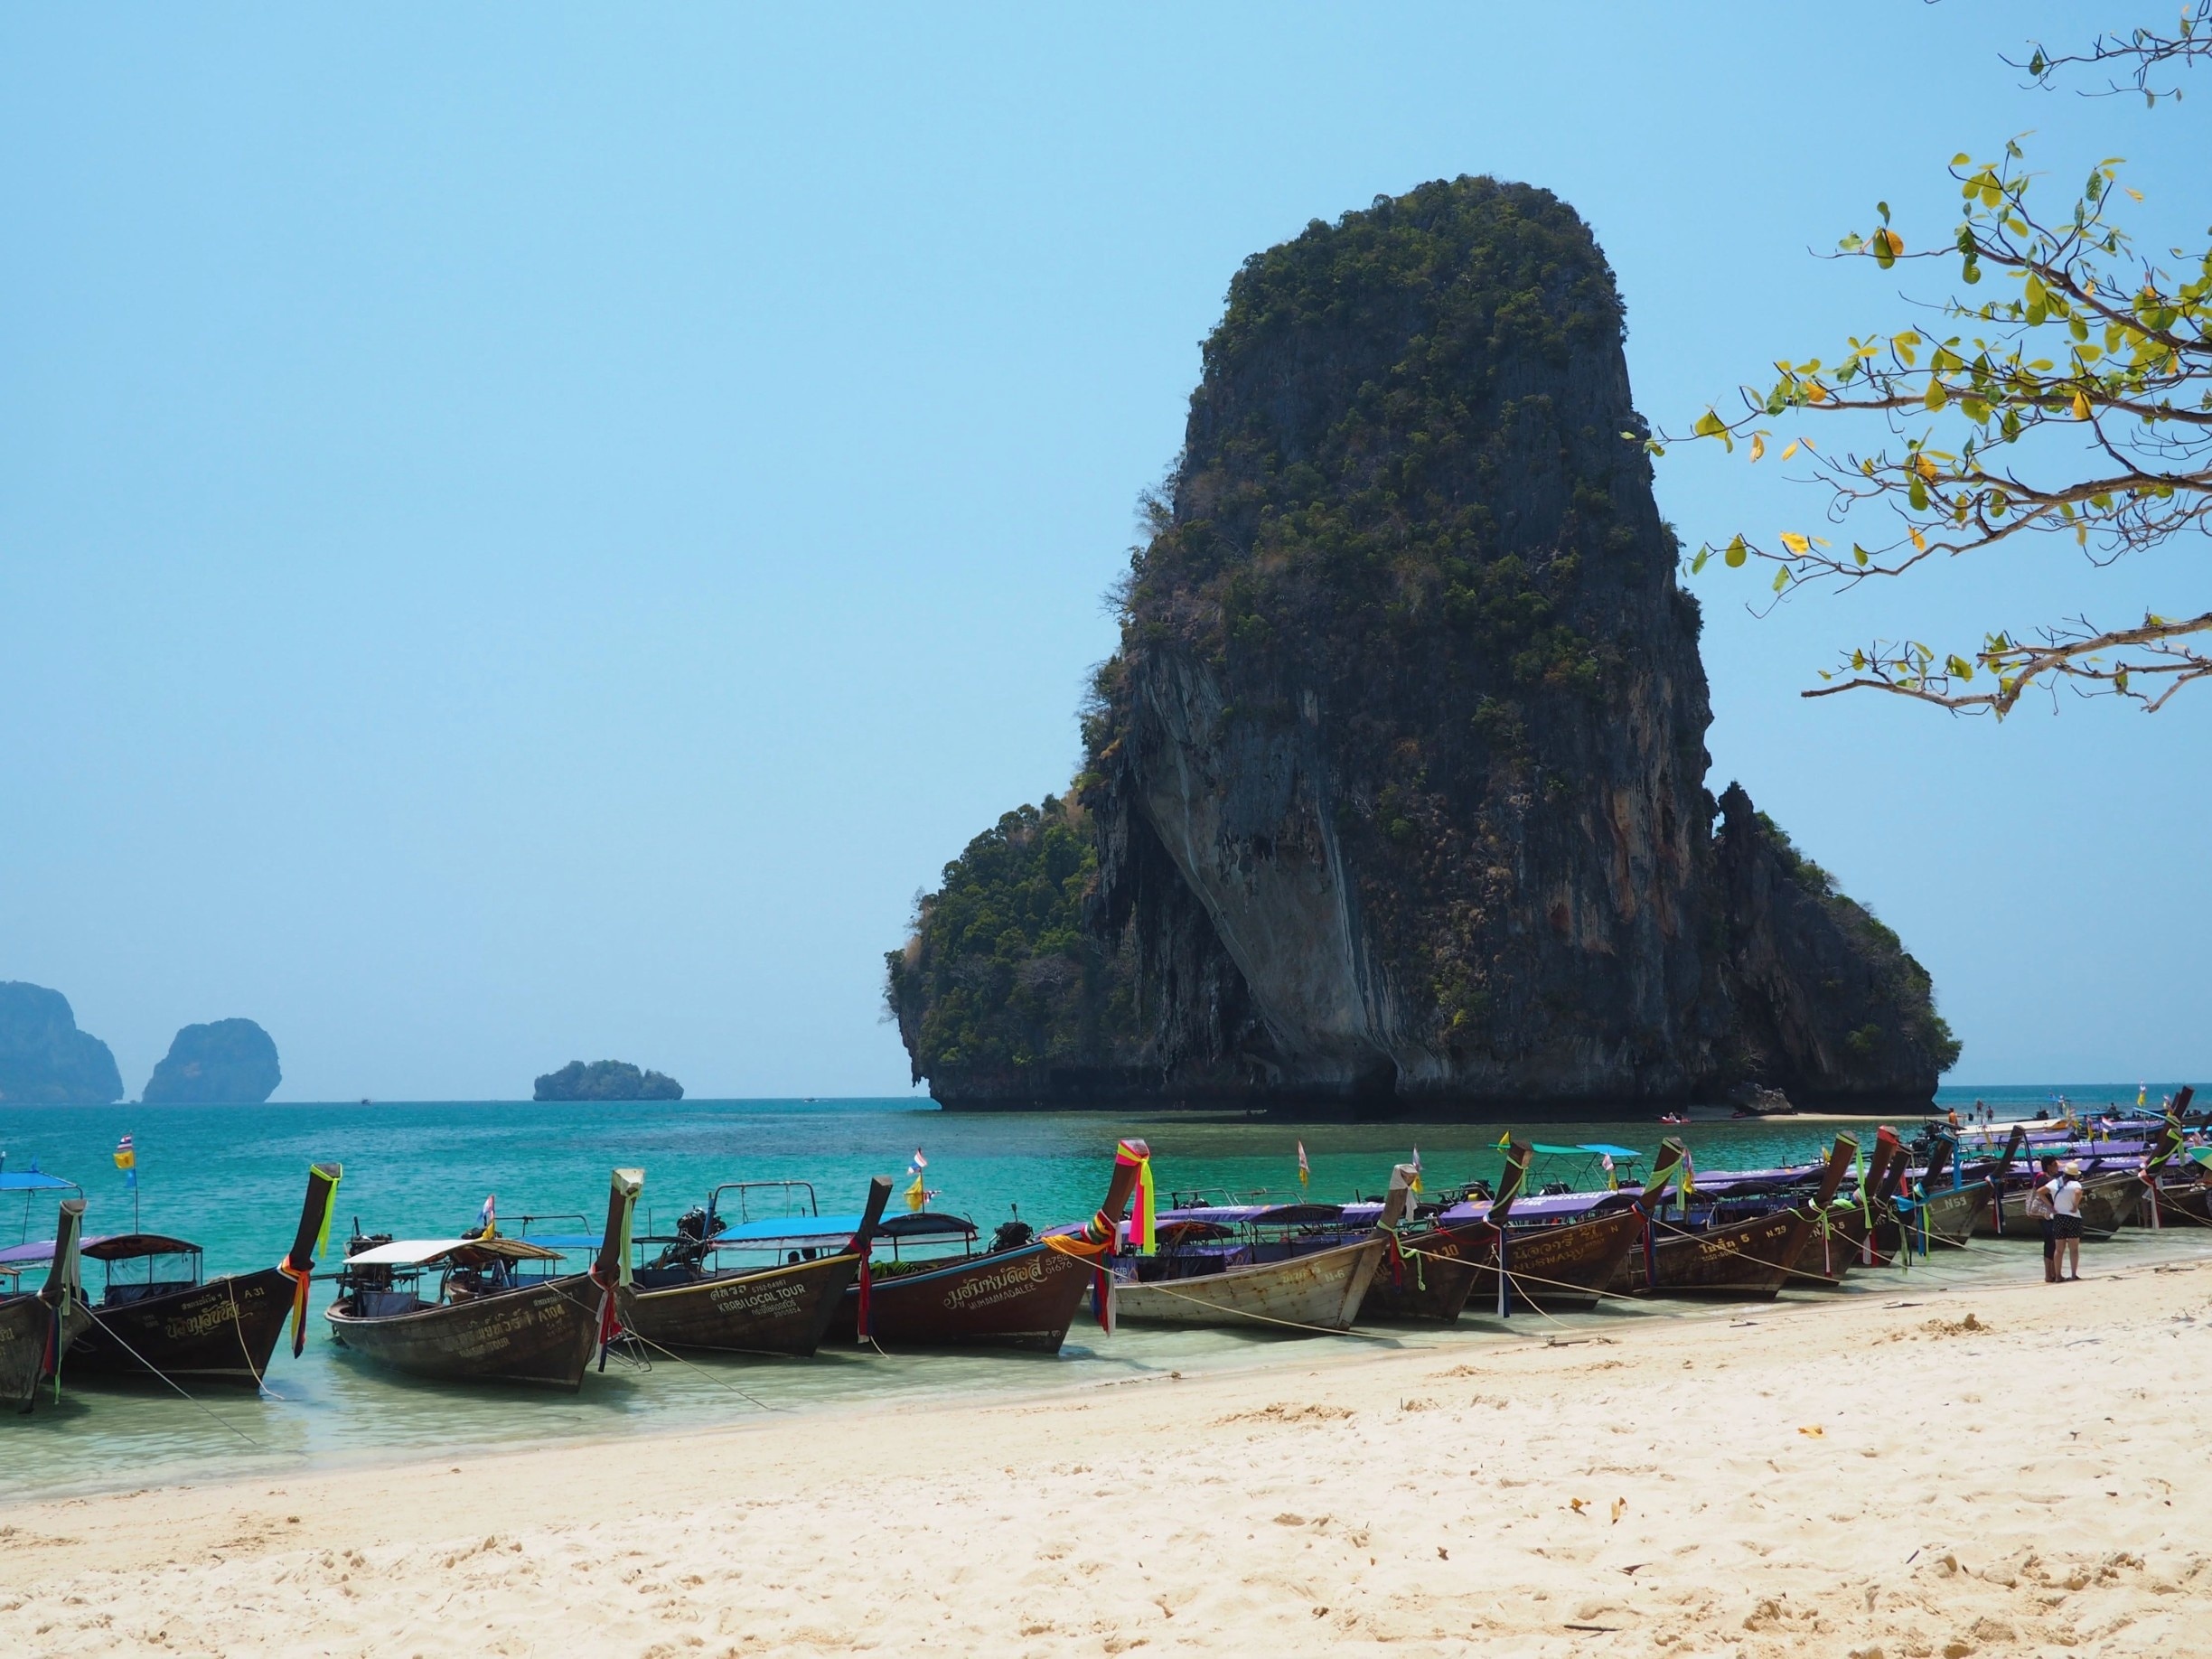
[1723,535,1748,569]
[1772,566,1790,593]
[1691,546,1710,575]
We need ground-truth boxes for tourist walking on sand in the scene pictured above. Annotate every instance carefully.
[2026,1155,2059,1282]
[2051,1159,2086,1282]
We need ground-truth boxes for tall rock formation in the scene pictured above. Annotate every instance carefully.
[0,981,124,1104]
[143,1018,282,1104]
[891,177,1956,1117]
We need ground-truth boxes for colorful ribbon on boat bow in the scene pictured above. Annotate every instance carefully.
[1119,1139,1154,1257]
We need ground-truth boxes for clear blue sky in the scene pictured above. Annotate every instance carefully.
[4,5,2206,1101]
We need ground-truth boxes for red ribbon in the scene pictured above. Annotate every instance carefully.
[278,1261,314,1359]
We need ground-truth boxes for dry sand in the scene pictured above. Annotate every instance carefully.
[5,1247,2210,1657]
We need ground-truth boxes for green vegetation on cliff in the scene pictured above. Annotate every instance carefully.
[1753,811,1962,1073]
[1121,177,1628,698]
[885,795,1133,1084]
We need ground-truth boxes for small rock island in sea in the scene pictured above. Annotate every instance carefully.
[143,1017,283,1104]
[887,176,1960,1120]
[533,1060,685,1101]
[0,980,124,1103]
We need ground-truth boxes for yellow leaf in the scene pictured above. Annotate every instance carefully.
[1909,527,1927,551]
[2071,390,2091,420]
[1749,434,1766,463]
[1913,454,1938,482]
[1778,531,1812,556]
[1779,440,1799,461]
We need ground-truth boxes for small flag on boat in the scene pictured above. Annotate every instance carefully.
[1495,1131,1511,1151]
[474,1194,497,1239]
[904,1173,928,1212]
[1297,1141,1309,1188]
[1601,1153,1617,1192]
[1410,1147,1421,1195]
[114,1134,137,1189]
[908,1148,928,1173]
[2139,1082,2148,1109]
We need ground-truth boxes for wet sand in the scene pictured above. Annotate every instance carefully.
[3,1235,2208,1656]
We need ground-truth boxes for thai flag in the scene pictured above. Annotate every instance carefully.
[114,1134,136,1189]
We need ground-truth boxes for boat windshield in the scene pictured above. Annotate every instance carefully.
[84,1234,203,1303]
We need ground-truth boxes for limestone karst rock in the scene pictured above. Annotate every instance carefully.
[143,1018,282,1104]
[0,981,124,1104]
[890,177,1956,1116]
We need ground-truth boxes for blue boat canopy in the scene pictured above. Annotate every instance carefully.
[703,1213,862,1246]
[0,1172,82,1193]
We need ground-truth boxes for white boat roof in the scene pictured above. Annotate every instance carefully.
[345,1237,565,1267]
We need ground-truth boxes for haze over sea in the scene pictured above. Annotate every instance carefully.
[0,1086,2162,1499]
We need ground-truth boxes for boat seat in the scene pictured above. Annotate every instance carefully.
[355,1289,424,1317]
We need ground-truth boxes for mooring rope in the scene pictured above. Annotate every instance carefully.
[84,1304,266,1450]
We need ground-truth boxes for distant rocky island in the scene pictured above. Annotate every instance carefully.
[533,1060,685,1101]
[887,176,1958,1119]
[0,981,123,1103]
[143,1017,282,1104]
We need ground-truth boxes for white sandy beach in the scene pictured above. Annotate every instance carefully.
[4,1245,2209,1658]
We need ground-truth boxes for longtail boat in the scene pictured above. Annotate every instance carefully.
[1409,1142,1682,1315]
[326,1168,639,1390]
[1357,1147,1531,1323]
[68,1164,342,1386]
[827,1142,1146,1353]
[1900,1133,1990,1249]
[1619,1135,1856,1299]
[0,1197,89,1413]
[1787,1129,1904,1286]
[1107,1176,1388,1332]
[620,1176,892,1356]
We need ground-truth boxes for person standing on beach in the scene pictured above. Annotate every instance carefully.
[2051,1160,2086,1282]
[2026,1156,2059,1283]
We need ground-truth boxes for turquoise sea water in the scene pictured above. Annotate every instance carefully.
[0,1086,2181,1500]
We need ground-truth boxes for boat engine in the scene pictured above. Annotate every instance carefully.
[989,1218,1035,1253]
[651,1206,715,1270]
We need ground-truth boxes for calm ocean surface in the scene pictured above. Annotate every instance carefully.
[0,1085,2170,1499]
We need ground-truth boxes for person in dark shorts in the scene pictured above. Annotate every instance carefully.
[2051,1159,2086,1281]
[2025,1155,2059,1283]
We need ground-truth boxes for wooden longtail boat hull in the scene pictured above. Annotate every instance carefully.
[1357,1237,1480,1323]
[1115,1236,1386,1332]
[1618,1211,1808,1300]
[0,1296,92,1413]
[1406,1210,1645,1314]
[2149,1181,2212,1226]
[326,1276,603,1390]
[1916,1182,1988,1248]
[1975,1173,2143,1241]
[69,1266,294,1385]
[1786,1210,1877,1287]
[620,1253,859,1357]
[828,1242,1092,1353]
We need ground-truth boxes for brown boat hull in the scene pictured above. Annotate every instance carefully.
[1619,1210,1808,1300]
[1786,1208,1881,1286]
[69,1267,293,1385]
[326,1275,603,1390]
[827,1238,1092,1354]
[1920,1180,1991,1246]
[0,1295,92,1413]
[619,1253,859,1357]
[1359,1235,1481,1323]
[827,1242,1091,1354]
[1408,1209,1645,1314]
[1976,1173,2142,1241]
